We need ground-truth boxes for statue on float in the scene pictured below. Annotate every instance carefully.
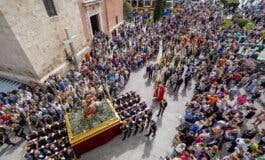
[84,95,96,118]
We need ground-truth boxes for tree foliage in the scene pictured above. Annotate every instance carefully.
[223,18,230,28]
[231,14,255,29]
[246,22,256,30]
[221,0,240,9]
[123,0,132,19]
[153,0,166,22]
[232,14,242,22]
[238,19,249,28]
[234,18,249,28]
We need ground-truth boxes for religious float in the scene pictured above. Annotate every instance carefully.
[65,97,120,155]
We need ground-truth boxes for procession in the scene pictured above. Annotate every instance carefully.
[0,0,264,159]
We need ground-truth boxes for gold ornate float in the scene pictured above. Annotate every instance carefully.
[65,99,120,154]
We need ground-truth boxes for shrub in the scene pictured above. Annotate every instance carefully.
[246,22,256,30]
[222,0,240,9]
[232,14,243,22]
[227,1,240,9]
[123,0,132,19]
[231,14,255,29]
[153,0,166,22]
[223,18,230,28]
[146,18,154,25]
[236,18,249,28]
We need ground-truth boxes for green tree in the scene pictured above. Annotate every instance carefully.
[233,18,249,28]
[236,18,249,28]
[232,14,243,22]
[153,0,166,22]
[123,0,132,19]
[221,0,239,9]
[223,18,230,28]
[246,22,256,30]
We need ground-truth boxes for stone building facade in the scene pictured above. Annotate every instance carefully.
[0,0,123,83]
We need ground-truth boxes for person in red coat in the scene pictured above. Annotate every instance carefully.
[1,113,12,125]
[153,83,165,101]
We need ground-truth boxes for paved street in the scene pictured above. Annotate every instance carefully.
[0,138,26,160]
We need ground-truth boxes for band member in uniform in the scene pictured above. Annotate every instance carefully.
[27,130,38,140]
[134,115,142,135]
[127,118,134,138]
[145,109,153,128]
[145,119,157,138]
[184,71,192,88]
[125,111,131,119]
[0,130,15,146]
[29,115,42,129]
[11,123,26,140]
[153,83,165,101]
[119,111,126,121]
[65,147,77,160]
[139,112,146,133]
[43,114,53,125]
[157,99,168,117]
[121,121,128,141]
[140,102,147,110]
[26,140,38,153]
[173,75,183,92]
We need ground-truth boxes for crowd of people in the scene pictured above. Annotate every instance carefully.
[0,0,264,159]
[241,1,264,34]
[87,17,161,98]
[114,91,156,140]
[142,0,265,160]
[0,4,162,159]
[25,120,76,159]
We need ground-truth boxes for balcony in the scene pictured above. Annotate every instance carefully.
[83,0,102,6]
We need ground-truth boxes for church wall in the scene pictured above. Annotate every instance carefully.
[0,11,39,81]
[102,0,124,34]
[0,0,88,82]
[0,0,123,83]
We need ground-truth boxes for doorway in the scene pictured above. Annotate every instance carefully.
[90,14,100,35]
